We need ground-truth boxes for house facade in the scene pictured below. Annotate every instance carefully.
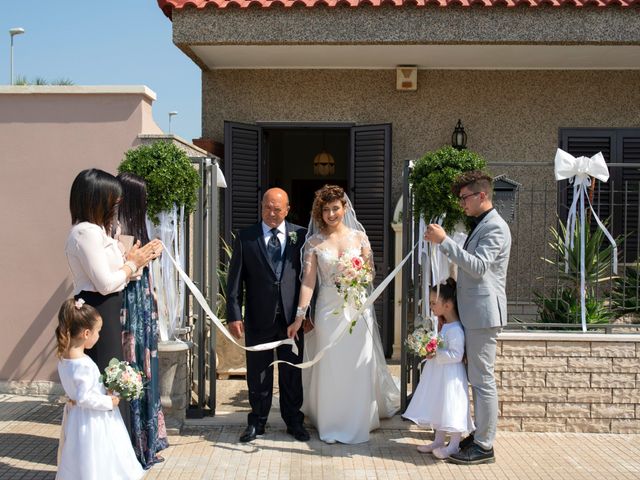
[159,0,640,353]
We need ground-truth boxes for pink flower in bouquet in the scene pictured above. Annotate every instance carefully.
[351,256,363,270]
[426,337,439,354]
[405,327,445,358]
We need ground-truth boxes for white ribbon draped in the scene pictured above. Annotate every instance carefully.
[554,148,618,332]
[158,238,420,371]
[160,242,299,356]
[271,241,420,370]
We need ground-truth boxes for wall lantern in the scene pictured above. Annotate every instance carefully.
[451,119,467,150]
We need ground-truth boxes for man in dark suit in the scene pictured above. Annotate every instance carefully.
[226,188,309,443]
[425,171,511,465]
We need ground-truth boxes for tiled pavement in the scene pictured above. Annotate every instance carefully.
[1,393,639,480]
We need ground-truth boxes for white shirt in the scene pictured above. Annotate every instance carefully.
[65,222,127,295]
[262,221,285,255]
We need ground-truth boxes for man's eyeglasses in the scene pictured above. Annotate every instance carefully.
[458,192,481,204]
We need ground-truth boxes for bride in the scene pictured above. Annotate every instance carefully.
[286,185,400,444]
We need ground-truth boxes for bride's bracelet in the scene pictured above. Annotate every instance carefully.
[295,305,308,319]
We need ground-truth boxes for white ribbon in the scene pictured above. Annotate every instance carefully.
[159,237,419,370]
[554,148,618,332]
[160,242,299,356]
[271,241,420,370]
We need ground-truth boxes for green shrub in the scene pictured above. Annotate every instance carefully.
[409,146,486,232]
[118,141,200,224]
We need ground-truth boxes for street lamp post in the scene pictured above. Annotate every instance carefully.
[9,27,25,85]
[168,111,178,134]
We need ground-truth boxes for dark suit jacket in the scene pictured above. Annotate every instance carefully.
[226,221,307,335]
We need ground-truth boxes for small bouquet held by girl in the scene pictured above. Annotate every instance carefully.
[100,358,145,400]
[406,326,445,358]
[334,251,374,333]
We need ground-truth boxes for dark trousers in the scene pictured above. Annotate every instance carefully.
[245,314,304,428]
[76,290,131,435]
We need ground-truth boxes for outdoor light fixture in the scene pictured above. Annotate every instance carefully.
[9,27,25,85]
[451,119,467,150]
[168,111,178,134]
[313,151,336,176]
[313,131,335,176]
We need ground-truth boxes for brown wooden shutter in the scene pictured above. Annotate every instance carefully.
[350,124,393,356]
[223,121,262,243]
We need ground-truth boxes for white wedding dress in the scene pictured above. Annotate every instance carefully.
[301,229,400,444]
[57,356,144,480]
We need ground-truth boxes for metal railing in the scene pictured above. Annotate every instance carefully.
[400,161,640,407]
[507,163,640,325]
[183,157,221,416]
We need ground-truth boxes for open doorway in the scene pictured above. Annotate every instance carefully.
[224,120,394,355]
[263,127,349,227]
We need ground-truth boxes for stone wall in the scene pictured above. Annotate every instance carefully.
[496,332,640,433]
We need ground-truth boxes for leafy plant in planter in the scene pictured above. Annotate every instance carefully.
[534,287,614,325]
[215,237,233,322]
[118,141,200,225]
[118,141,201,341]
[409,146,486,232]
[534,218,621,325]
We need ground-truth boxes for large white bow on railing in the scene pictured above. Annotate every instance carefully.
[554,148,618,332]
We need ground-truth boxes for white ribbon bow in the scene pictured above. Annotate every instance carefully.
[554,148,618,332]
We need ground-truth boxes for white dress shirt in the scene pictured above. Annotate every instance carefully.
[262,221,286,255]
[65,222,127,295]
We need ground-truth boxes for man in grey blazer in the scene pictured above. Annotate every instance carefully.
[424,170,511,465]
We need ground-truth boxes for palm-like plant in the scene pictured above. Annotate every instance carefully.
[543,220,618,287]
[534,287,614,325]
[215,237,234,322]
[534,218,621,325]
[611,263,640,316]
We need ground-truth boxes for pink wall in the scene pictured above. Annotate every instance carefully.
[0,86,163,390]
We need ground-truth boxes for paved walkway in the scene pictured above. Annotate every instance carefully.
[1,393,639,480]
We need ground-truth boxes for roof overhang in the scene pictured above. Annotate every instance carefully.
[162,3,640,71]
[190,44,640,69]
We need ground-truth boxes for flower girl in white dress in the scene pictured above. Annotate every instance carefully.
[55,298,144,480]
[403,278,474,459]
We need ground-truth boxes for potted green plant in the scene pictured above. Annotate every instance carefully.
[119,140,200,428]
[409,146,487,232]
[119,140,200,340]
[534,219,620,326]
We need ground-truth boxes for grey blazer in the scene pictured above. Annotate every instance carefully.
[439,209,511,330]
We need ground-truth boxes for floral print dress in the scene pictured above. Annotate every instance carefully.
[121,266,169,469]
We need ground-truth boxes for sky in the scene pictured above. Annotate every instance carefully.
[1,0,201,141]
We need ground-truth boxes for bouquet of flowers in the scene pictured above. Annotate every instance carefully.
[334,251,374,333]
[100,358,145,400]
[405,326,445,358]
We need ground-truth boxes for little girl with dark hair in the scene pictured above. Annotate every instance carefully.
[55,298,144,480]
[402,278,474,460]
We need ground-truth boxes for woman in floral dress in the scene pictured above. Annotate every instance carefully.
[117,172,169,468]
